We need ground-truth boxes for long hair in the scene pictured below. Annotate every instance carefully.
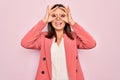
[45,4,74,42]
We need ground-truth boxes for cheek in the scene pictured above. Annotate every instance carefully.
[51,21,57,29]
[62,22,66,27]
[51,22,55,27]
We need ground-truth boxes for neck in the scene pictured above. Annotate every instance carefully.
[55,30,64,39]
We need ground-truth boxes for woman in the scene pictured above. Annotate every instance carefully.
[21,4,96,80]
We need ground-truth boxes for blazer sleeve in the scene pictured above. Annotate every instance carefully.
[21,20,46,50]
[72,23,96,49]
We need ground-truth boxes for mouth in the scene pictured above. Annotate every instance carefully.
[55,22,62,27]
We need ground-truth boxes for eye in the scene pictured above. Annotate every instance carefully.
[51,14,56,17]
[61,14,66,18]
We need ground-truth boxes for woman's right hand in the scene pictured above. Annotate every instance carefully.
[43,5,58,24]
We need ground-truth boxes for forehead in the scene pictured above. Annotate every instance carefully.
[52,8,65,14]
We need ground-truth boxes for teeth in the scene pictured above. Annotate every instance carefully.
[55,22,62,26]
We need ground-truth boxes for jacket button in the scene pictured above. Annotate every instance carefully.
[41,70,45,74]
[43,57,46,61]
[76,69,78,72]
[76,56,78,59]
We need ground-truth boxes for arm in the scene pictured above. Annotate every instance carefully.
[64,6,96,49]
[21,5,58,49]
[72,23,96,49]
[21,20,46,49]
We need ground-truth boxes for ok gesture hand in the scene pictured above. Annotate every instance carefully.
[43,5,58,23]
[59,6,75,26]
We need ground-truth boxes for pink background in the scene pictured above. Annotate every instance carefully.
[0,0,120,80]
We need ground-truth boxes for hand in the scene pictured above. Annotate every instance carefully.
[67,6,75,25]
[43,5,58,23]
[59,7,68,23]
[59,6,75,25]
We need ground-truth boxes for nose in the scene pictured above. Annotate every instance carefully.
[56,17,60,20]
[55,14,61,20]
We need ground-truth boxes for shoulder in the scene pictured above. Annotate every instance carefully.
[39,32,48,39]
[71,31,77,38]
[40,32,48,36]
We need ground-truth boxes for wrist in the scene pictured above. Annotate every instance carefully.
[42,18,47,24]
[70,20,75,26]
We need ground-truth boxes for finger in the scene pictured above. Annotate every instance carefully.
[50,6,59,13]
[65,6,71,14]
[61,16,68,23]
[67,6,72,18]
[47,5,56,15]
[48,16,55,22]
[63,19,68,23]
[59,7,67,13]
[48,5,52,12]
[49,4,54,9]
[47,5,49,9]
[47,5,54,13]
[46,5,50,14]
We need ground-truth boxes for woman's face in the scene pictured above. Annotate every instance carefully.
[51,8,67,31]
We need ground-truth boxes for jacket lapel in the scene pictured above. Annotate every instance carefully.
[44,37,54,79]
[44,34,76,80]
[64,34,76,80]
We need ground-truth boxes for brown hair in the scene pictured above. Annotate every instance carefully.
[45,4,74,41]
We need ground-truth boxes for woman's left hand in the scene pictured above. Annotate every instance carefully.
[60,6,75,26]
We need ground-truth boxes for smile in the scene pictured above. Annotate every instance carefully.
[55,22,62,27]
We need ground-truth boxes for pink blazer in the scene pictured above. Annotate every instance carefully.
[21,20,96,80]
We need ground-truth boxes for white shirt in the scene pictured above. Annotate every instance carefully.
[51,37,69,80]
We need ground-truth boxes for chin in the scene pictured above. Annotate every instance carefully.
[55,28,64,31]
